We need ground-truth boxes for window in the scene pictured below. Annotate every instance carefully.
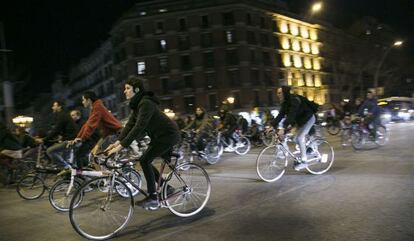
[179,18,187,31]
[254,90,260,106]
[178,35,190,50]
[181,55,192,70]
[272,20,277,32]
[251,69,260,85]
[203,52,214,68]
[184,75,193,89]
[264,71,273,85]
[205,72,216,89]
[156,21,164,34]
[184,96,195,113]
[260,17,266,28]
[201,33,213,47]
[247,31,257,44]
[134,42,145,56]
[209,94,217,111]
[225,30,236,44]
[260,33,269,47]
[262,52,271,66]
[159,57,169,73]
[246,13,252,25]
[159,39,167,53]
[201,15,209,28]
[267,90,274,106]
[135,25,142,37]
[226,49,238,66]
[223,12,234,26]
[250,49,257,64]
[228,69,239,87]
[137,61,146,75]
[161,78,170,94]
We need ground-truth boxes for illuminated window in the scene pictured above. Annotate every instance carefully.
[282,53,291,67]
[137,61,146,75]
[305,73,313,86]
[313,58,321,70]
[304,57,312,69]
[293,55,302,68]
[290,23,299,36]
[292,39,300,51]
[287,71,293,86]
[279,21,288,33]
[307,92,314,101]
[294,72,304,86]
[280,36,290,49]
[309,28,318,40]
[311,43,319,54]
[300,26,309,38]
[314,74,322,87]
[302,41,310,53]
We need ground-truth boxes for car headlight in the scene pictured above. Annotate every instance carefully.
[382,113,392,119]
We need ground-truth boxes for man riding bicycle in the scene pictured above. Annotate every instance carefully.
[218,108,238,152]
[358,90,381,138]
[106,76,180,211]
[183,107,212,154]
[270,86,317,171]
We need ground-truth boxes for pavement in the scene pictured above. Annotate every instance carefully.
[0,122,413,241]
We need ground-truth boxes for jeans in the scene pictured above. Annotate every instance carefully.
[295,115,316,161]
[46,141,71,168]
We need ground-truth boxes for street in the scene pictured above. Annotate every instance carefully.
[1,122,414,241]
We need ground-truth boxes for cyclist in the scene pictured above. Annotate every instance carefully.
[68,91,122,168]
[183,107,212,154]
[106,76,180,210]
[358,90,381,138]
[0,123,23,184]
[270,86,317,170]
[218,108,238,152]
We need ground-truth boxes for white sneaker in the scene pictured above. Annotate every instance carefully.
[224,146,234,152]
[294,162,308,171]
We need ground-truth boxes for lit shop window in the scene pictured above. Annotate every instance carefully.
[300,26,309,38]
[137,61,146,75]
[290,23,299,36]
[279,21,288,33]
[309,28,318,40]
[302,41,310,53]
[293,55,302,68]
[311,43,319,54]
[292,39,300,51]
[280,36,290,49]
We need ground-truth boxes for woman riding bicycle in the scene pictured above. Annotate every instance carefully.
[106,76,180,210]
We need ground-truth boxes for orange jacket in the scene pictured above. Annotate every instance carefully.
[76,100,122,140]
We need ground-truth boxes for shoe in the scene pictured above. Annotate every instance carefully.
[293,161,308,171]
[224,146,234,152]
[135,197,160,211]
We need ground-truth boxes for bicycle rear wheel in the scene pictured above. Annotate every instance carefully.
[375,125,389,146]
[204,141,223,164]
[116,168,142,197]
[163,163,211,217]
[235,137,251,155]
[256,145,287,182]
[16,174,46,200]
[351,131,364,150]
[305,139,334,175]
[69,176,134,240]
[49,178,82,212]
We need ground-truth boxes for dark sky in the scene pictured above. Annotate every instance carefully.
[1,0,413,106]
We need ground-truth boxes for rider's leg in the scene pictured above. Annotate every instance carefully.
[46,141,70,168]
[295,115,316,162]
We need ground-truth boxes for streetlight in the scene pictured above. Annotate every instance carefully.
[12,115,34,128]
[226,96,235,104]
[311,2,323,13]
[373,40,404,93]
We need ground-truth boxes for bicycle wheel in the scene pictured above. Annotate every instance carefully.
[235,136,251,155]
[16,174,46,200]
[204,141,223,165]
[256,145,287,182]
[49,178,82,212]
[305,139,334,175]
[375,125,389,146]
[163,163,211,217]
[69,176,134,240]
[262,131,275,147]
[340,128,351,147]
[116,168,142,197]
[351,131,364,150]
[327,122,341,135]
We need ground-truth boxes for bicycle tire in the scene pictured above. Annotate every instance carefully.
[305,139,335,175]
[16,174,46,200]
[256,145,287,182]
[49,178,82,212]
[235,136,251,155]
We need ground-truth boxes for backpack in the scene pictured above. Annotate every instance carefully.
[295,95,320,113]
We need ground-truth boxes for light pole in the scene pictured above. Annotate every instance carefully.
[373,40,403,93]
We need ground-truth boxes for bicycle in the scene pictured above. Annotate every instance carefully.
[178,130,222,165]
[215,129,251,156]
[350,118,389,150]
[256,131,335,182]
[69,151,211,240]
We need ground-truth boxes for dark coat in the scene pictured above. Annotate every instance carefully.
[272,87,314,129]
[0,125,22,151]
[118,92,180,147]
[44,110,77,142]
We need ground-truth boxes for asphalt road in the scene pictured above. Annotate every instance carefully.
[1,122,413,241]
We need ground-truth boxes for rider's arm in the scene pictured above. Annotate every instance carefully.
[119,99,155,148]
[283,97,300,129]
[117,112,136,141]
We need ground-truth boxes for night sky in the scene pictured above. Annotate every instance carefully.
[1,0,413,107]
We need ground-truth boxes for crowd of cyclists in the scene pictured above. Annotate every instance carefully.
[1,75,386,208]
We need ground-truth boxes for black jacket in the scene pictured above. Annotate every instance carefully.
[272,90,314,129]
[118,92,180,147]
[44,110,77,142]
[221,112,238,132]
[0,125,22,151]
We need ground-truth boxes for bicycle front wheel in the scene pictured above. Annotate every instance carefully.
[305,139,334,175]
[375,125,389,146]
[16,174,46,200]
[256,145,287,182]
[69,176,134,240]
[49,178,82,212]
[163,163,211,217]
